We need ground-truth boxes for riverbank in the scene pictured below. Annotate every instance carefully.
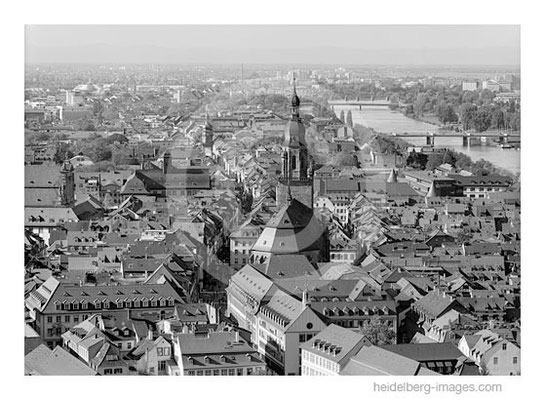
[352,123,517,180]
[405,112,443,127]
[332,105,520,176]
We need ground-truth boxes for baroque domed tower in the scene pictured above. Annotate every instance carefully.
[277,77,313,209]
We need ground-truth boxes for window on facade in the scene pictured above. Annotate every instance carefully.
[236,368,243,376]
[65,315,70,323]
[158,348,163,356]
[205,370,212,376]
[56,316,61,323]
[196,370,203,376]
[513,357,518,364]
[74,316,79,323]
[221,369,228,375]
[502,343,507,350]
[493,357,498,365]
[47,316,53,323]
[228,369,235,376]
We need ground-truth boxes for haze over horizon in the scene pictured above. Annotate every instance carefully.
[25,25,520,66]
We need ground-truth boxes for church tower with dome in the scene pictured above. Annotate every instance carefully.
[276,78,314,209]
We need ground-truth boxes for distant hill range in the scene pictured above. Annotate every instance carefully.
[25,44,520,66]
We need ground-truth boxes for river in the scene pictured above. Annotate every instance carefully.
[333,106,520,175]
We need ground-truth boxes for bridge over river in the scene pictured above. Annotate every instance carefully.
[392,131,520,147]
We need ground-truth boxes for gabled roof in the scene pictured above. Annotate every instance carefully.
[413,290,463,320]
[25,345,97,375]
[340,345,437,376]
[253,254,321,280]
[228,265,275,304]
[25,165,62,188]
[177,331,254,355]
[301,324,368,365]
[251,200,325,255]
[380,342,464,362]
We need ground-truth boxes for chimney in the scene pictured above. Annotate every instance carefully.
[301,290,309,308]
[147,328,154,340]
[163,152,171,174]
[234,330,239,342]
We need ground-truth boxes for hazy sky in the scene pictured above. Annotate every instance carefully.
[25,25,520,65]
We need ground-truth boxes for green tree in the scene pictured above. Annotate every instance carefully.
[460,103,478,130]
[473,109,492,132]
[358,316,396,346]
[439,150,455,167]
[406,151,427,170]
[454,152,473,170]
[436,101,458,125]
[54,142,75,164]
[491,109,505,130]
[414,93,429,117]
[425,153,444,171]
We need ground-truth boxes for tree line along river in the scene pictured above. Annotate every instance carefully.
[333,105,520,175]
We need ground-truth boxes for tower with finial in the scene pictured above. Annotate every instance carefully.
[276,73,314,209]
[60,160,75,206]
[203,111,214,157]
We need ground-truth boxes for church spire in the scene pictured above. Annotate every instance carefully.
[387,168,398,183]
[290,74,300,117]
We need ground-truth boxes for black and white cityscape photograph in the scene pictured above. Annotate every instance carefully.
[8,1,544,399]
